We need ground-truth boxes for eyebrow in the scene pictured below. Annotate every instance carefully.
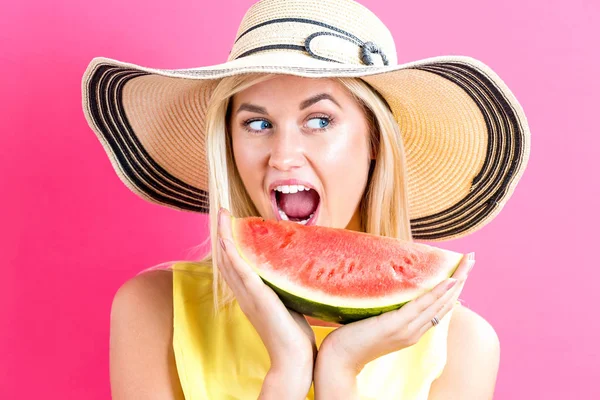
[300,93,341,110]
[235,93,341,116]
[236,103,268,115]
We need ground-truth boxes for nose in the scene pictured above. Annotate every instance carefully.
[267,125,306,171]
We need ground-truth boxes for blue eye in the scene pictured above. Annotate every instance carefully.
[307,117,330,129]
[247,119,272,131]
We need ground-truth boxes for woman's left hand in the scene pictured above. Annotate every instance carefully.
[314,253,475,393]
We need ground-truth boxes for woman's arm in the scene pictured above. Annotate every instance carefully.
[259,368,315,399]
[427,304,500,400]
[109,270,185,400]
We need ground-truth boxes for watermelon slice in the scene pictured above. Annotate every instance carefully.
[231,217,463,324]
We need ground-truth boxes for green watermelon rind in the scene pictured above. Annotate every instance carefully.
[263,279,411,324]
[261,260,461,324]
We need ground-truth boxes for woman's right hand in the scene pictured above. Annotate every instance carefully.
[217,208,316,398]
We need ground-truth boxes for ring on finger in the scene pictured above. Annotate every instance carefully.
[431,316,440,327]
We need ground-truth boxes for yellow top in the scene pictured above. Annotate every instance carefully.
[172,261,452,400]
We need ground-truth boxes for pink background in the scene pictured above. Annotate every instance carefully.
[2,0,598,398]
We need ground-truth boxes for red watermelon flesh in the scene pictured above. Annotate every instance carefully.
[231,216,463,323]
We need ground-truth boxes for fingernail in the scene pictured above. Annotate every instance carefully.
[468,252,475,261]
[219,237,226,250]
[446,279,458,290]
[467,256,476,274]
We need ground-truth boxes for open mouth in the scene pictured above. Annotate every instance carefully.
[270,184,321,226]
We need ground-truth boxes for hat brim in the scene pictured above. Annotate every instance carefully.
[82,52,530,241]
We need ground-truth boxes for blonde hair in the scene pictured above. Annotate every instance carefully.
[181,73,412,312]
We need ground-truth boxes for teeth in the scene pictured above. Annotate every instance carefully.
[274,184,311,193]
[278,209,289,221]
[298,213,315,225]
[278,209,314,225]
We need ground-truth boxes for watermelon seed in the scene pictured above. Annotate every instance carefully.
[316,268,325,280]
[279,236,293,249]
[302,260,316,272]
[391,262,405,275]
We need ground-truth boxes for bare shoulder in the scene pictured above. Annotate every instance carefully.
[113,269,174,313]
[110,269,184,400]
[428,304,500,400]
[447,303,500,353]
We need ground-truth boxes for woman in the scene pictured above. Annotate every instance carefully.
[83,0,530,398]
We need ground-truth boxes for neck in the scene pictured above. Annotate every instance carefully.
[345,208,363,232]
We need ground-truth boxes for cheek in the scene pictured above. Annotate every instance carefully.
[231,133,272,214]
[318,124,370,174]
[317,124,371,205]
[232,134,262,181]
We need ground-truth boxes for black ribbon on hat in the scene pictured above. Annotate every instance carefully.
[233,18,390,66]
[360,41,389,66]
[304,31,389,66]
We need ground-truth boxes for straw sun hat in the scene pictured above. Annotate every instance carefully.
[81,0,530,241]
